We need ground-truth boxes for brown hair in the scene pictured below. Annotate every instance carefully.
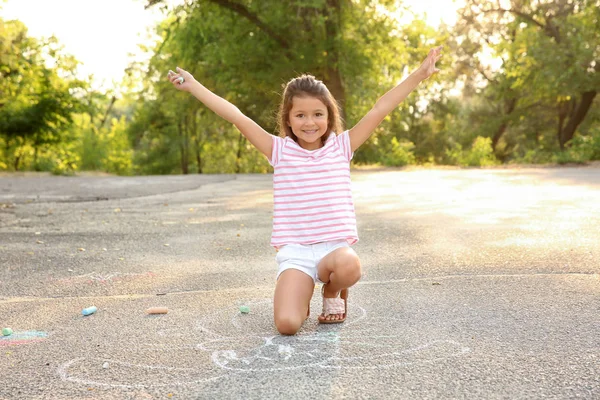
[277,74,343,146]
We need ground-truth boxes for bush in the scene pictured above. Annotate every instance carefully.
[555,128,600,164]
[379,137,416,167]
[102,117,133,175]
[446,136,499,167]
[50,147,80,175]
[511,148,553,165]
[78,116,132,175]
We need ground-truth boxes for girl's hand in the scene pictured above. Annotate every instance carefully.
[167,67,195,91]
[417,46,443,80]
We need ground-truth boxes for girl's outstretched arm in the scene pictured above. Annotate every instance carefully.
[167,67,273,158]
[348,46,443,152]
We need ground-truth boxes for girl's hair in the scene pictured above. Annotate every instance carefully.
[277,74,343,145]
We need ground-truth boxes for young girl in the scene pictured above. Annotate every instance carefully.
[167,46,442,335]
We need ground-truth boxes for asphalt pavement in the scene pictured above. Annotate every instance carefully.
[0,167,598,399]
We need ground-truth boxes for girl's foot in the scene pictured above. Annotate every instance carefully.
[318,285,348,323]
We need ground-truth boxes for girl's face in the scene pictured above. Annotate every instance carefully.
[287,96,329,150]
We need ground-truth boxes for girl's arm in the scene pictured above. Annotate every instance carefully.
[167,67,273,158]
[348,46,443,152]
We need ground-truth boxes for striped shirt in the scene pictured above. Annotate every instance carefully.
[268,130,358,248]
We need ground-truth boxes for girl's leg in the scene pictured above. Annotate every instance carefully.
[273,269,315,335]
[316,247,362,322]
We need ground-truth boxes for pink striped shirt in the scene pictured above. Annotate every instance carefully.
[268,131,358,248]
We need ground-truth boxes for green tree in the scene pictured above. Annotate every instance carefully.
[136,0,445,172]
[452,0,599,159]
[0,18,84,170]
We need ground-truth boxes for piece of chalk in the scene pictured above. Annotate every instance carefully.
[176,76,184,84]
[2,328,13,336]
[239,306,250,314]
[82,306,97,316]
[146,307,168,314]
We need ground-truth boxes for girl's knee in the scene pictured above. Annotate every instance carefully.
[274,315,303,335]
[338,250,362,281]
[348,261,362,283]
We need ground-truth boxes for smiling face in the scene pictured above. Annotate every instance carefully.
[287,96,329,150]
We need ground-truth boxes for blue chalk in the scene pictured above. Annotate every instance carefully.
[82,306,97,316]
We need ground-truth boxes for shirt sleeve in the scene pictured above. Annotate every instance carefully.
[269,135,285,167]
[338,130,354,162]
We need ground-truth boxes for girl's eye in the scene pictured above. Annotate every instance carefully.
[296,114,304,118]
[316,113,323,117]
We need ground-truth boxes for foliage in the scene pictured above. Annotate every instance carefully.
[446,136,500,167]
[78,114,133,175]
[452,0,600,157]
[2,1,599,174]
[131,0,446,174]
[0,18,84,171]
[378,137,417,167]
[554,125,600,164]
[510,148,553,165]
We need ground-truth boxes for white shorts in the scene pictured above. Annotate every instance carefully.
[275,240,350,283]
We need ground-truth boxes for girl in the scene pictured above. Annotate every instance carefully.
[167,46,442,335]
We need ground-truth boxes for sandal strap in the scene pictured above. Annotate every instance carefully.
[322,297,345,316]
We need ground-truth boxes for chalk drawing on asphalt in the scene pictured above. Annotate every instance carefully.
[58,296,470,389]
[53,271,155,285]
[0,330,48,347]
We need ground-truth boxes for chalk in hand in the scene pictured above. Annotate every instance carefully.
[2,328,13,336]
[239,306,250,314]
[82,306,97,316]
[176,77,184,84]
[146,307,168,315]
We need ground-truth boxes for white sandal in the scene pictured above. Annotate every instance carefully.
[318,286,348,324]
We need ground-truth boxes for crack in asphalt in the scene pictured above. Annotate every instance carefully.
[0,175,239,204]
[1,272,596,305]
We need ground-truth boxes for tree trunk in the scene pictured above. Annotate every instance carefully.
[559,91,597,148]
[235,133,245,174]
[33,145,40,171]
[195,139,203,174]
[178,119,189,174]
[99,96,117,131]
[323,0,346,120]
[556,99,571,149]
[192,112,203,174]
[491,97,517,150]
[324,67,346,121]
